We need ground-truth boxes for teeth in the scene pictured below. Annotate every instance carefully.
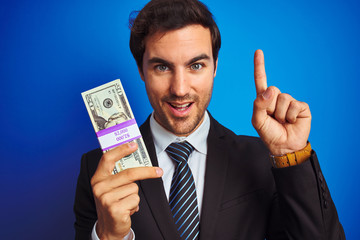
[170,103,191,111]
[172,103,190,108]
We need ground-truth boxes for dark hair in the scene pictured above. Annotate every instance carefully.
[129,0,221,70]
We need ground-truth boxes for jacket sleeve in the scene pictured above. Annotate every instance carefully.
[74,153,98,240]
[271,151,346,240]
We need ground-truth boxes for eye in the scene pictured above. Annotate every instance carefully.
[190,63,203,71]
[155,65,169,72]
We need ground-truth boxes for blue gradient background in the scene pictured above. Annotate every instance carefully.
[1,0,359,239]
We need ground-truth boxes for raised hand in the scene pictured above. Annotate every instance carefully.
[251,49,312,155]
[91,142,163,239]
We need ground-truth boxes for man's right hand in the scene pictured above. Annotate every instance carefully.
[91,141,163,240]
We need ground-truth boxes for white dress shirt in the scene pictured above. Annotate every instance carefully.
[92,112,210,240]
[150,111,210,215]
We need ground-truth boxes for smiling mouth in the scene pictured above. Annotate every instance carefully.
[169,102,193,111]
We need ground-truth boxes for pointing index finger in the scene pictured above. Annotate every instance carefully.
[254,49,268,95]
[116,166,163,185]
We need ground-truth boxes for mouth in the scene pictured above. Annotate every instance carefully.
[167,102,193,116]
[169,102,193,111]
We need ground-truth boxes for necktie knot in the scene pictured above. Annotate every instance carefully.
[165,141,194,164]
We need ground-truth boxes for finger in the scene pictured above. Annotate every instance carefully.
[254,49,268,95]
[130,207,139,216]
[107,193,140,223]
[93,166,163,194]
[274,93,294,124]
[286,101,310,123]
[114,193,141,217]
[252,86,281,130]
[95,142,139,178]
[95,183,139,207]
[111,166,163,186]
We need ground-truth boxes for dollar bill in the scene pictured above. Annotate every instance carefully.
[81,79,152,174]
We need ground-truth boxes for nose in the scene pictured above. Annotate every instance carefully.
[170,68,190,97]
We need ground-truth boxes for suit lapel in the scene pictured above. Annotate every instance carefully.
[199,115,230,240]
[139,118,180,240]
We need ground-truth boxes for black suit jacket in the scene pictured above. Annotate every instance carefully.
[74,114,345,239]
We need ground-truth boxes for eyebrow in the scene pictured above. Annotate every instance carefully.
[147,53,211,67]
[185,54,210,66]
[147,57,175,68]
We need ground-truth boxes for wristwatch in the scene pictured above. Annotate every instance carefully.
[271,142,312,168]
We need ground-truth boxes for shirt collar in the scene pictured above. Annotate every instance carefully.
[150,111,210,155]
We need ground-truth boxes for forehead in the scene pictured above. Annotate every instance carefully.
[143,24,213,62]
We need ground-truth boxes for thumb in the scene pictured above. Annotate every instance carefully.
[252,87,275,130]
[96,142,138,177]
[261,87,274,103]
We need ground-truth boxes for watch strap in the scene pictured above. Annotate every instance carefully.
[271,142,312,168]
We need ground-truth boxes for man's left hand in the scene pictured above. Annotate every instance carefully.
[251,49,312,155]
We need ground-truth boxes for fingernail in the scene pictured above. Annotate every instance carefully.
[262,88,272,100]
[155,167,163,176]
[128,141,137,148]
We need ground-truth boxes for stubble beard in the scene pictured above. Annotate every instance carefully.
[159,110,205,136]
[154,93,209,136]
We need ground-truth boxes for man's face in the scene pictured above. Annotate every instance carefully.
[140,24,217,136]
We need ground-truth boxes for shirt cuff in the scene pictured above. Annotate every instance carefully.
[91,221,135,240]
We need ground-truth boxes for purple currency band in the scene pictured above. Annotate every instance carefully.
[96,119,141,151]
[96,119,137,137]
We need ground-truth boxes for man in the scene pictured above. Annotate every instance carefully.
[74,0,345,239]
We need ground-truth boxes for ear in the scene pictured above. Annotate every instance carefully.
[213,58,218,78]
[138,66,145,81]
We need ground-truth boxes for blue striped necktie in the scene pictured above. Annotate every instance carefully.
[165,141,200,240]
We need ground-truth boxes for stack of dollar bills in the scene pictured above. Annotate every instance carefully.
[82,79,152,174]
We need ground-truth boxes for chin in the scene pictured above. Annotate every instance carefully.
[167,119,199,136]
[155,110,204,136]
